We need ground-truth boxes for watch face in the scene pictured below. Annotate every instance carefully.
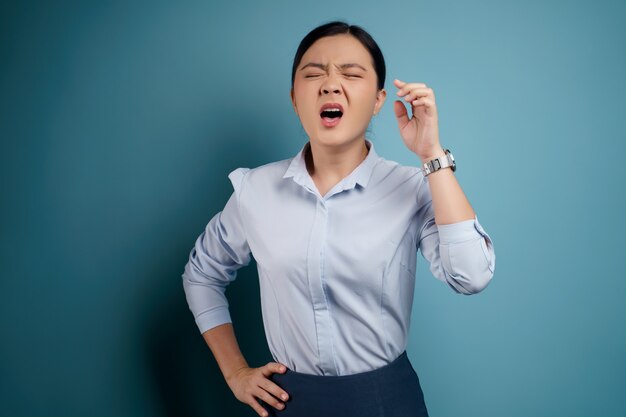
[445,149,456,171]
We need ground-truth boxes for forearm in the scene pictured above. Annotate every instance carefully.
[419,147,475,225]
[202,322,249,383]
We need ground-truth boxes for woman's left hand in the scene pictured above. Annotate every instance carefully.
[393,79,444,161]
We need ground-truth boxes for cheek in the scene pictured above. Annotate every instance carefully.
[293,87,317,113]
[352,93,378,116]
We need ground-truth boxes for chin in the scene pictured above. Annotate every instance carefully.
[312,135,364,150]
[311,131,347,146]
[303,117,367,148]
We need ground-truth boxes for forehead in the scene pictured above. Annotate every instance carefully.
[299,34,373,68]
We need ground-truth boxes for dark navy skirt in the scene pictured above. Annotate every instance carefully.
[261,351,429,417]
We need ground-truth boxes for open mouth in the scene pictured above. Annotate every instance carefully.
[319,104,344,127]
[320,108,343,120]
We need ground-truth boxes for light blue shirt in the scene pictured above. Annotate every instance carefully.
[182,139,495,376]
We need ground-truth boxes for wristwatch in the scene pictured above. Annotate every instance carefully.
[422,149,456,176]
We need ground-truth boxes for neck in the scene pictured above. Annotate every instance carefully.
[305,138,370,186]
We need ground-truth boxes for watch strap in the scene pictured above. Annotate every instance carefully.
[422,149,455,176]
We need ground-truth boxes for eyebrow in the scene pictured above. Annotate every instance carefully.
[299,62,367,72]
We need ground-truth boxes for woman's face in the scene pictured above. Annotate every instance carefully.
[291,34,386,149]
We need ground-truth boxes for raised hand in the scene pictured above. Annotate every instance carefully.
[392,78,445,161]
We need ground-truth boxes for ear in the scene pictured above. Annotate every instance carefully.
[290,88,298,115]
[373,88,387,115]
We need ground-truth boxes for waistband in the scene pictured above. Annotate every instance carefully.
[278,351,411,382]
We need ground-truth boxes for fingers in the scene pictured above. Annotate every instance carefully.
[394,78,428,96]
[394,79,434,109]
[393,100,409,126]
[258,362,290,410]
[254,385,286,411]
[410,97,434,109]
[261,362,287,377]
[399,86,433,103]
[394,79,436,116]
[248,397,271,417]
[235,363,290,417]
[244,377,287,417]
[261,363,289,402]
[260,378,290,402]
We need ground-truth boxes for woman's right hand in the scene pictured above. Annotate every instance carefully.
[226,362,290,417]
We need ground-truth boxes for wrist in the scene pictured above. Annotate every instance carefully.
[225,365,249,384]
[418,147,446,164]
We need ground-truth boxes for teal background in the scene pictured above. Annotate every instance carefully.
[1,0,625,416]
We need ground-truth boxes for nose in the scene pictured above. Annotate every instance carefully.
[321,73,342,95]
[322,85,341,94]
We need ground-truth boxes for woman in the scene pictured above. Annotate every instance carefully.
[182,21,496,417]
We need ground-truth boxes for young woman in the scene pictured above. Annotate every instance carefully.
[182,21,496,417]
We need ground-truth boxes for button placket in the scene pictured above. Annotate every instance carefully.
[306,197,334,374]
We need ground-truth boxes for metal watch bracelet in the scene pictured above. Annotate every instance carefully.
[422,149,456,176]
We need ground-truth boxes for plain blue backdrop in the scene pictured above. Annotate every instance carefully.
[1,1,625,416]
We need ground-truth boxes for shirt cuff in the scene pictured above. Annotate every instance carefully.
[195,307,232,334]
[436,214,487,245]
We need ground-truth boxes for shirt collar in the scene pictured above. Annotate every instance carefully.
[283,139,380,193]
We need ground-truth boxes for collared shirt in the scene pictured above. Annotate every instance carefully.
[182,139,496,376]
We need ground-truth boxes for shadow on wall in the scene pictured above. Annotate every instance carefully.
[144,263,269,417]
[135,116,282,416]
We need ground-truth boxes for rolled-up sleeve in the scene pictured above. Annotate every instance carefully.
[182,168,252,333]
[416,177,496,295]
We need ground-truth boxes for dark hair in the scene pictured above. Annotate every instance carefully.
[291,21,386,91]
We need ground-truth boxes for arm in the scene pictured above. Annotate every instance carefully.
[202,323,250,384]
[419,147,475,225]
[416,157,496,294]
[392,79,495,294]
[181,168,289,417]
[202,322,289,413]
[182,168,253,333]
[391,76,477,222]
